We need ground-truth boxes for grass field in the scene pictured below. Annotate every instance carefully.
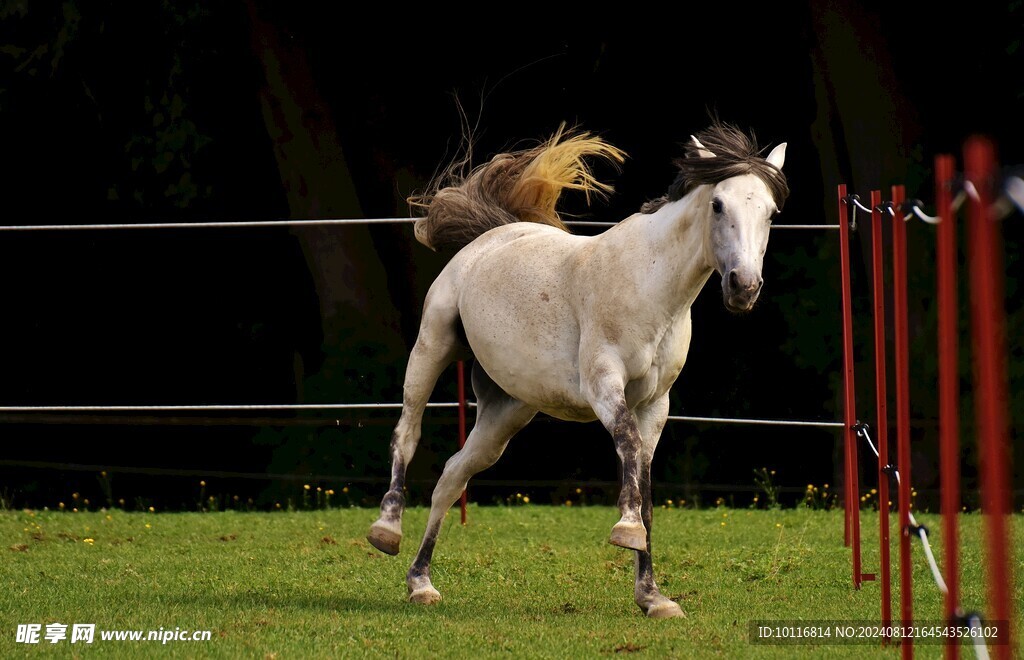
[1,506,1020,658]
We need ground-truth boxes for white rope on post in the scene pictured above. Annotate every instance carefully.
[913,523,949,595]
[855,424,994,659]
[856,425,948,593]
[967,614,992,660]
[1004,175,1024,213]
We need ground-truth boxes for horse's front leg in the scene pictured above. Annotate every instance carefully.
[633,396,684,618]
[583,357,647,552]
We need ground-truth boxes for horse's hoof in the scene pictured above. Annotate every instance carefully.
[367,520,402,556]
[646,600,685,619]
[409,586,442,605]
[609,521,647,551]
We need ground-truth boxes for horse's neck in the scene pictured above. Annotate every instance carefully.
[609,191,714,315]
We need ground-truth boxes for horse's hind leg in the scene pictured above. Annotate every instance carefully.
[406,364,536,604]
[367,290,460,556]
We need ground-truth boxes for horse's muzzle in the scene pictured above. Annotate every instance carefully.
[723,268,763,313]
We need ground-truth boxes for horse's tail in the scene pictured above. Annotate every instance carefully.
[410,124,626,251]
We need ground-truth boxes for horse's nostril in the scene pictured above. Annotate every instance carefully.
[755,278,764,292]
[728,269,740,290]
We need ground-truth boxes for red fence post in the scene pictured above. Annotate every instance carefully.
[837,184,862,585]
[457,360,468,525]
[935,154,961,660]
[870,189,892,633]
[965,137,1013,660]
[891,184,914,659]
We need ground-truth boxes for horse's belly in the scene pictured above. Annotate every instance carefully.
[475,351,597,422]
[462,318,595,420]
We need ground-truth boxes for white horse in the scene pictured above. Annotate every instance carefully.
[367,122,788,618]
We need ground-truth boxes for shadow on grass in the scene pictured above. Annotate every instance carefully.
[153,586,513,618]
[152,582,643,621]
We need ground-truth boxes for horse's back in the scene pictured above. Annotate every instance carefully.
[442,223,587,296]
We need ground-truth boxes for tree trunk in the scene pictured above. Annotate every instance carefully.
[245,2,404,399]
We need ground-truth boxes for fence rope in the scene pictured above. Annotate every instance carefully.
[0,402,466,413]
[667,414,843,428]
[0,402,843,429]
[855,424,991,658]
[0,217,838,232]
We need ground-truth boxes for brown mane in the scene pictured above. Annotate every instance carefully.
[641,121,789,214]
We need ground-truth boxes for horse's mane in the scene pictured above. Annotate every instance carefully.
[409,124,625,252]
[641,121,789,214]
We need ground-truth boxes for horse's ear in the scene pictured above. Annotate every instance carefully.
[690,135,716,159]
[766,142,787,170]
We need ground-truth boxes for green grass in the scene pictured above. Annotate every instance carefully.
[1,506,1021,658]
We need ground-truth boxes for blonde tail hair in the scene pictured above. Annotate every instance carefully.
[410,124,626,251]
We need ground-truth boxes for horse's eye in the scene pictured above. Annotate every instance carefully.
[711,199,723,214]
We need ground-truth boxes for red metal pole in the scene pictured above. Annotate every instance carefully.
[457,360,468,525]
[935,154,960,660]
[891,184,913,660]
[965,137,1013,660]
[870,189,892,633]
[838,185,852,548]
[837,184,862,586]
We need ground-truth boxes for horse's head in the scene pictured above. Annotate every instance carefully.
[694,136,787,313]
[640,122,790,313]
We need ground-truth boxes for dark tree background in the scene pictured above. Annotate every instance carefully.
[0,2,1020,510]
